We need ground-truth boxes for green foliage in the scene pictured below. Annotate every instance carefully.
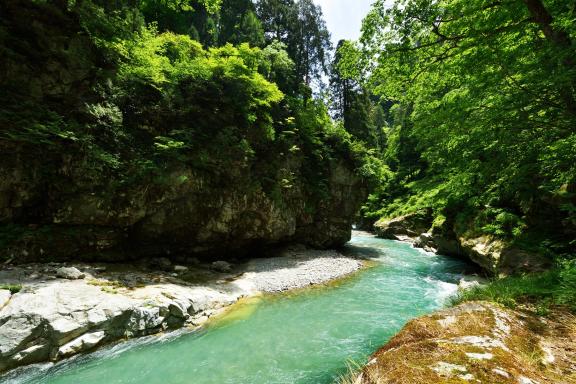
[351,0,576,243]
[109,26,286,175]
[0,284,22,294]
[256,0,332,87]
[557,260,576,308]
[476,208,527,239]
[453,260,576,312]
[0,0,375,258]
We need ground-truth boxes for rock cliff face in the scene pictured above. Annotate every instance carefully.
[0,155,366,263]
[0,1,368,263]
[374,211,550,276]
[353,302,576,384]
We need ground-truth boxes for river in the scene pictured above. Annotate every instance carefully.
[5,232,473,384]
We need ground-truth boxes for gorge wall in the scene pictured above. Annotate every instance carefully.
[0,1,368,264]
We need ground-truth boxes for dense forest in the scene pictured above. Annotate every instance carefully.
[354,0,575,245]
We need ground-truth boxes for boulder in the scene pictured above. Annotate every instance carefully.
[0,277,241,373]
[211,261,233,273]
[56,267,85,280]
[413,232,437,252]
[459,237,551,276]
[57,331,105,358]
[374,209,433,240]
[353,302,573,384]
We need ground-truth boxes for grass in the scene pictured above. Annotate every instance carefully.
[452,260,576,313]
[338,302,570,384]
[87,278,127,293]
[336,360,364,384]
[0,284,22,294]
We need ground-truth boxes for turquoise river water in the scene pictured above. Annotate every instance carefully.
[5,232,473,384]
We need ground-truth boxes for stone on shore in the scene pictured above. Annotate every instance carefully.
[56,267,85,280]
[57,331,106,358]
[174,265,189,272]
[211,261,233,273]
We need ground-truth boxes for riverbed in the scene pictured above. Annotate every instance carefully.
[4,232,473,384]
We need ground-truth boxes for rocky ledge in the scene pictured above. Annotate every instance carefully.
[374,211,550,276]
[0,248,362,374]
[353,301,576,384]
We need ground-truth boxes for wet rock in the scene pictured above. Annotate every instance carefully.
[56,267,85,280]
[57,331,105,358]
[211,261,233,273]
[174,265,188,272]
[4,344,50,370]
[414,232,436,250]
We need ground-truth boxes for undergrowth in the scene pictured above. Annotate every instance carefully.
[452,260,576,314]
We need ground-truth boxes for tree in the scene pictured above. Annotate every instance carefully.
[330,40,377,147]
[354,0,576,238]
[139,0,220,45]
[218,0,265,47]
[256,0,298,43]
[256,0,331,86]
[292,0,331,85]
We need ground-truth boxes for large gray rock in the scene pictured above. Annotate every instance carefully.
[57,331,105,358]
[458,236,551,276]
[0,278,241,373]
[211,261,233,273]
[374,209,433,240]
[56,267,85,280]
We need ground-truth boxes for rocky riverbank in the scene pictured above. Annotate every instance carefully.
[350,301,576,384]
[0,247,363,374]
[373,210,551,276]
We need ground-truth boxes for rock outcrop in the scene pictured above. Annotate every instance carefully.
[0,274,239,373]
[373,210,433,240]
[0,1,368,264]
[353,302,576,384]
[0,158,366,264]
[373,212,550,276]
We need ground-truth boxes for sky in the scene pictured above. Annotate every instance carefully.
[313,0,375,46]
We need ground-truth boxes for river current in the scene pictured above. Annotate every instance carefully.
[6,232,472,384]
